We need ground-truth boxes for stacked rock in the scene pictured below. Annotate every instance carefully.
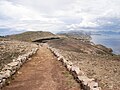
[0,48,38,89]
[49,47,101,90]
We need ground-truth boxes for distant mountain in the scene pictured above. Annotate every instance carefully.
[0,28,25,36]
[90,31,120,35]
[58,30,91,35]
[57,30,91,41]
[0,36,4,38]
[6,31,56,42]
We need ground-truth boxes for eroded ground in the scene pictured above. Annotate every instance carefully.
[48,38,120,90]
[3,45,80,90]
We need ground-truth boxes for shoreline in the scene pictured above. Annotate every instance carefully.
[91,34,120,55]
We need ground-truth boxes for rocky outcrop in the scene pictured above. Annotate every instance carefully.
[95,44,113,53]
[48,46,101,90]
[32,36,60,43]
[0,48,38,89]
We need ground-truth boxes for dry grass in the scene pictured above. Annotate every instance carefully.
[0,38,37,70]
[48,38,120,90]
[5,31,56,42]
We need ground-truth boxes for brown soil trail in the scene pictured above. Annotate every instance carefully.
[3,45,80,90]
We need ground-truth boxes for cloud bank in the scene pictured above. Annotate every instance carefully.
[0,0,120,34]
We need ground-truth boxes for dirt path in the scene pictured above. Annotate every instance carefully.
[3,45,80,90]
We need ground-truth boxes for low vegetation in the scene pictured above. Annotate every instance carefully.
[6,31,56,42]
[0,38,37,70]
[0,31,120,90]
[48,37,120,90]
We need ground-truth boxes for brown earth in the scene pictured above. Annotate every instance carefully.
[3,45,80,90]
[6,31,56,42]
[48,38,120,90]
[0,38,37,70]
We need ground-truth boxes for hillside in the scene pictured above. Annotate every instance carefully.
[1,30,120,90]
[48,37,120,90]
[5,31,56,42]
[0,38,38,70]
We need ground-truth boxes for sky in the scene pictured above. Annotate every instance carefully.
[0,0,120,35]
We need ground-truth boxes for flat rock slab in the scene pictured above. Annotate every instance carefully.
[3,45,80,90]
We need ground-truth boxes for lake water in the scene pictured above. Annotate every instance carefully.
[91,34,120,55]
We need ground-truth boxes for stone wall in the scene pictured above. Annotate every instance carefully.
[0,47,38,89]
[48,46,101,90]
[0,40,39,69]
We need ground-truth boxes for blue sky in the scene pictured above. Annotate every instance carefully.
[0,0,120,35]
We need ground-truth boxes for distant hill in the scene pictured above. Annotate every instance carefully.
[5,31,56,42]
[90,31,120,35]
[0,36,4,38]
[0,28,25,36]
[57,30,91,41]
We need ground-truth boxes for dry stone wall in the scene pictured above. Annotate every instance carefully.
[0,47,38,89]
[0,39,38,69]
[48,46,101,90]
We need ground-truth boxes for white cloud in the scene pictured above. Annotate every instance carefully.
[0,0,120,33]
[65,0,120,30]
[0,0,65,22]
[0,1,39,20]
[0,0,65,33]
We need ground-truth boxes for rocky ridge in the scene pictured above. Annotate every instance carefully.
[6,31,56,42]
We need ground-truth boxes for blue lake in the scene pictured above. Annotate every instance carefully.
[91,34,120,55]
